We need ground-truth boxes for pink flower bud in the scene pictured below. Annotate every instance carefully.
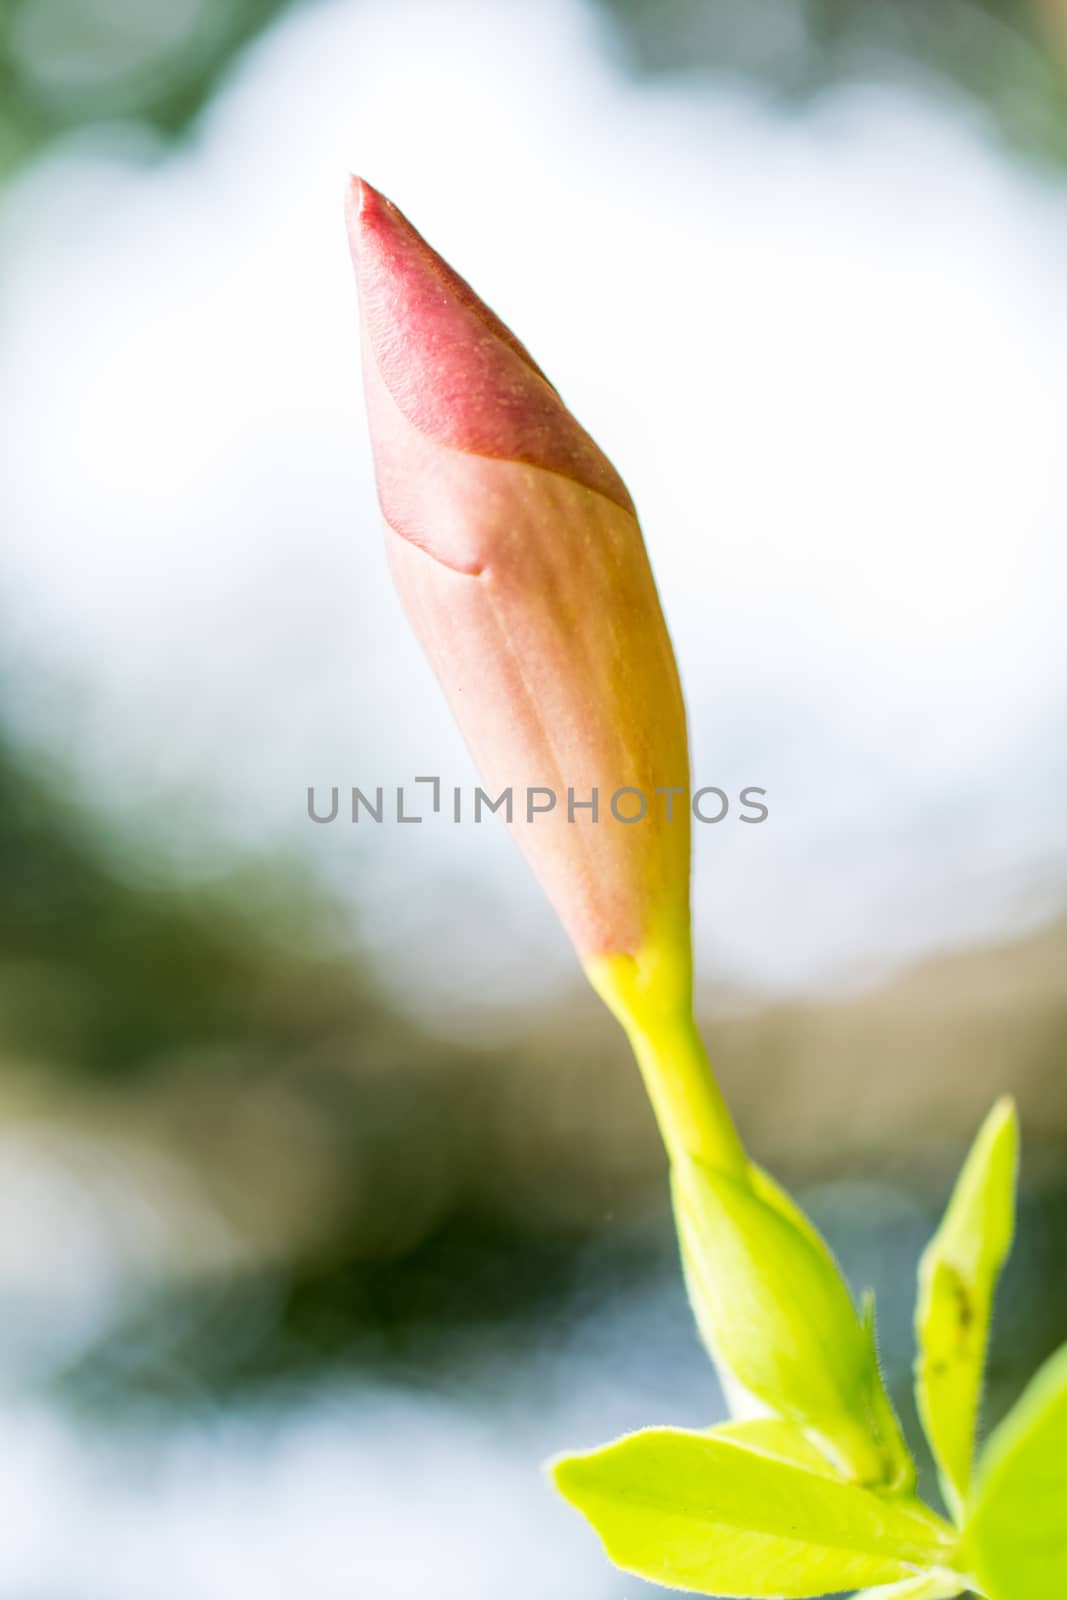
[345,177,693,1000]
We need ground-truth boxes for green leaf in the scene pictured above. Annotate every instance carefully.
[965,1341,1067,1600]
[915,1097,1018,1520]
[859,1291,918,1495]
[851,1576,964,1598]
[550,1426,958,1597]
[709,1418,844,1478]
[852,1577,963,1598]
[674,1156,913,1489]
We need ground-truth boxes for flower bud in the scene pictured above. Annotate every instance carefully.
[345,177,692,1006]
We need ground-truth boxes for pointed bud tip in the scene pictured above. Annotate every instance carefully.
[347,174,391,229]
[346,177,635,512]
[345,174,364,219]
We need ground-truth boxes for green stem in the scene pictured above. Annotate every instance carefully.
[626,1010,748,1179]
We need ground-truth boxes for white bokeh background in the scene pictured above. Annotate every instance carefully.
[2,0,1066,1025]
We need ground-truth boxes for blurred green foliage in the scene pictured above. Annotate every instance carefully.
[0,718,388,1082]
[0,0,1065,184]
[2,707,1060,1442]
[0,0,299,176]
[597,0,1067,166]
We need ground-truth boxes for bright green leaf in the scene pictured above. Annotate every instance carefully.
[674,1156,912,1488]
[709,1417,844,1478]
[860,1292,918,1495]
[966,1341,1067,1600]
[550,1426,958,1597]
[851,1576,964,1598]
[915,1098,1018,1520]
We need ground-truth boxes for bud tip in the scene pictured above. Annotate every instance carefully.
[346,174,368,229]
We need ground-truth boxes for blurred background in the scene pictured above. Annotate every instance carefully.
[0,0,1065,1592]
